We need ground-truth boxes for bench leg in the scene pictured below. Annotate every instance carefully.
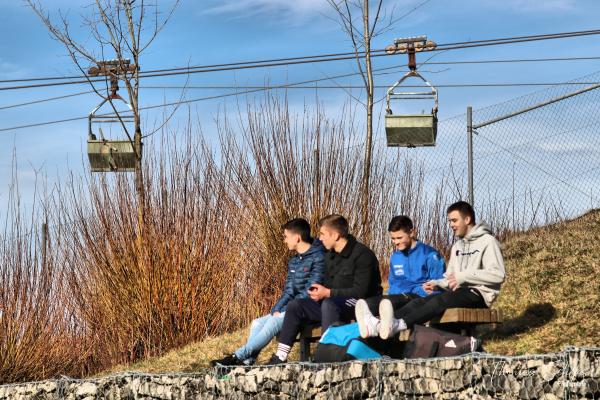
[460,325,476,337]
[300,338,311,362]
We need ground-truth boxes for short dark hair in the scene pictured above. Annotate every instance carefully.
[388,215,414,233]
[282,218,312,243]
[447,201,476,225]
[318,214,349,238]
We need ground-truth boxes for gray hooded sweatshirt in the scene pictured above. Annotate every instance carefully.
[432,222,505,307]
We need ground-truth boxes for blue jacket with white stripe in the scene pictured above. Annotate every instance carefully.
[388,241,445,297]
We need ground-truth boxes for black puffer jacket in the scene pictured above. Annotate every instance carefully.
[323,235,382,299]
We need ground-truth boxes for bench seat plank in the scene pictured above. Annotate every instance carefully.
[430,308,502,324]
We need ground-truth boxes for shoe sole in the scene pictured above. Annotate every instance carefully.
[379,299,394,340]
[355,299,371,338]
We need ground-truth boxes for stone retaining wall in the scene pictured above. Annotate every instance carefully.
[0,347,597,399]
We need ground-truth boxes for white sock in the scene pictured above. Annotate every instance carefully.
[275,343,291,361]
[391,318,407,334]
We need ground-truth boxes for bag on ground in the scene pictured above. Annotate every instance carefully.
[402,324,478,358]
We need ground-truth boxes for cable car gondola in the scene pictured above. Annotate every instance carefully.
[87,60,138,172]
[385,36,438,147]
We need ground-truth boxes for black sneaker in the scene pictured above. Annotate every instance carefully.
[210,354,243,367]
[266,354,285,365]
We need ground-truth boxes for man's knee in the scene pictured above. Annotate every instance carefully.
[286,299,302,315]
[321,298,339,314]
[249,316,262,330]
[425,292,451,310]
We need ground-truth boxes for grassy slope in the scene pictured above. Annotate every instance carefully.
[104,210,600,374]
[485,209,600,354]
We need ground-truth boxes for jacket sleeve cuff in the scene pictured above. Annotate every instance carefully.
[434,279,449,289]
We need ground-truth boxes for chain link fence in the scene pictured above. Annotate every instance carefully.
[380,71,600,233]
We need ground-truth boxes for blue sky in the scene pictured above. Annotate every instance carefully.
[1,0,600,219]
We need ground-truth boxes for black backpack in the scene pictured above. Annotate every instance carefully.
[402,325,479,358]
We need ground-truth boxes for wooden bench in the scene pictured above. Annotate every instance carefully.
[295,307,502,361]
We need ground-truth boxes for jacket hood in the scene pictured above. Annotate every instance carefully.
[464,222,492,241]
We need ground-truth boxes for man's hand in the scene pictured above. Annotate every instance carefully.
[308,283,331,301]
[272,311,281,317]
[422,281,436,294]
[448,273,458,290]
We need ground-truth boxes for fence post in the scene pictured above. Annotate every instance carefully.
[467,106,474,205]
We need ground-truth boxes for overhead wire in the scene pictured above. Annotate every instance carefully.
[3,61,600,111]
[4,76,600,132]
[4,78,600,112]
[0,65,405,132]
[140,82,600,90]
[2,29,600,130]
[1,28,600,92]
[0,90,95,111]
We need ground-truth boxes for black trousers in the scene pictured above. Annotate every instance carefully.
[278,296,356,347]
[396,288,486,328]
[364,293,420,316]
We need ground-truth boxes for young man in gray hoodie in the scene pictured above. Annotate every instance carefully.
[378,201,506,338]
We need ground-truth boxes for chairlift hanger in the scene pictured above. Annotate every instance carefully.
[384,36,439,148]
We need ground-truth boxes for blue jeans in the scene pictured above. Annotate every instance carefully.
[234,313,285,364]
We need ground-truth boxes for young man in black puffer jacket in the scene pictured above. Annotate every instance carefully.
[211,218,324,366]
[268,214,382,364]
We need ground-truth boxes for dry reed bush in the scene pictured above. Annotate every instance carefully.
[51,137,241,371]
[0,172,85,384]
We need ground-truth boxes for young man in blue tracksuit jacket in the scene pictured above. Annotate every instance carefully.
[210,218,324,366]
[355,215,445,339]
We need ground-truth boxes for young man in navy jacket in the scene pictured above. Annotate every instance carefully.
[355,215,445,339]
[268,214,382,364]
[211,218,324,366]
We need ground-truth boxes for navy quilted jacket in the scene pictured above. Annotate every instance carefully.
[271,239,325,313]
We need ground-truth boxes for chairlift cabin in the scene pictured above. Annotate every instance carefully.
[87,60,138,172]
[88,96,136,172]
[385,36,438,147]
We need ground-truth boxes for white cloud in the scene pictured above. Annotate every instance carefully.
[536,141,596,154]
[203,0,330,20]
[0,58,29,80]
[479,0,576,13]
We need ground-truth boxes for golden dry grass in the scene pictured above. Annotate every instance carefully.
[100,327,302,375]
[485,209,600,354]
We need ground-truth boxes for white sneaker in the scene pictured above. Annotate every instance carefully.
[379,299,396,340]
[355,299,379,338]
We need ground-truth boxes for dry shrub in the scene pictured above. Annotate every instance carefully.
[0,171,86,383]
